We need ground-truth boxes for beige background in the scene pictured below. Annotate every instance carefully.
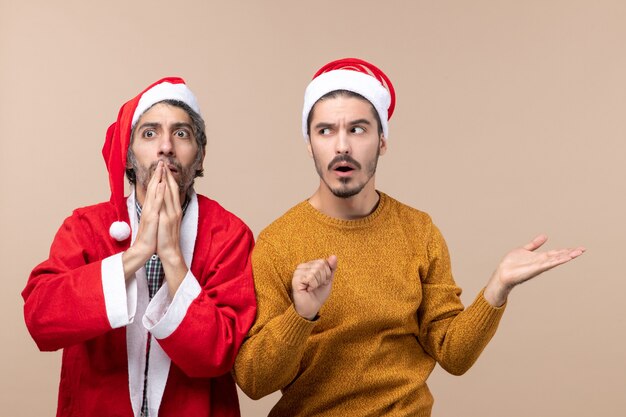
[1,1,624,416]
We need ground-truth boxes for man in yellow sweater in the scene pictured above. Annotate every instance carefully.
[234,58,585,416]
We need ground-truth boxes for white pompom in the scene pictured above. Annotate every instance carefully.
[109,221,131,241]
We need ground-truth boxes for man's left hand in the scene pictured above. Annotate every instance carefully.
[483,234,585,307]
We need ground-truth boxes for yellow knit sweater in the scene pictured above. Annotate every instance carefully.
[234,192,505,416]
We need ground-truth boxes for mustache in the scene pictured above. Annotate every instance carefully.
[327,155,361,170]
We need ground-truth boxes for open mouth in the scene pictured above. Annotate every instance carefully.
[328,156,361,174]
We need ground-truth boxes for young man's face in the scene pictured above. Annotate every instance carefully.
[129,102,203,202]
[307,95,387,199]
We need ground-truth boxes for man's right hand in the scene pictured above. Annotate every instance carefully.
[291,255,338,320]
[122,161,165,279]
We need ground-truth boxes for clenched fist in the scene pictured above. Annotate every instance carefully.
[292,255,338,320]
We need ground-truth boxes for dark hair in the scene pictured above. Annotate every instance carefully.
[306,90,383,137]
[126,100,206,185]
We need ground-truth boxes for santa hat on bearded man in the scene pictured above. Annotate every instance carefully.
[301,57,396,140]
[102,77,201,242]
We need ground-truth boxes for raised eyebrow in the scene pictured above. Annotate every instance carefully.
[313,122,335,131]
[349,118,372,126]
[137,122,160,131]
[172,122,193,131]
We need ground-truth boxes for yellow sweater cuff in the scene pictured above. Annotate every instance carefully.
[467,288,507,330]
[276,304,318,347]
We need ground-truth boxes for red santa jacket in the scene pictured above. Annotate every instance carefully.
[22,191,256,417]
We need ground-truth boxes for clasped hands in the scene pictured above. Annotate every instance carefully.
[122,161,188,296]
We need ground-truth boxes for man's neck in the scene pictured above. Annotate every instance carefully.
[308,183,380,220]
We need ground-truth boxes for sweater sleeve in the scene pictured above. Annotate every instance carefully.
[417,223,506,375]
[22,211,134,351]
[148,222,257,378]
[233,236,317,400]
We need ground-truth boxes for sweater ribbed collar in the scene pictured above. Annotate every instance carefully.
[303,191,388,229]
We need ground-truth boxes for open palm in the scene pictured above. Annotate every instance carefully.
[484,235,585,306]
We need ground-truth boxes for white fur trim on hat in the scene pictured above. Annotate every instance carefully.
[132,82,201,127]
[109,220,131,241]
[302,69,391,140]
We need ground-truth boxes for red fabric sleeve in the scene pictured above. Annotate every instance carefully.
[156,221,257,378]
[22,211,118,351]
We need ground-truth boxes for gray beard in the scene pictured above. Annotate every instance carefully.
[132,157,196,196]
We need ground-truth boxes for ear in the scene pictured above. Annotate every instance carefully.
[193,147,206,173]
[306,139,314,158]
[379,135,388,156]
[125,146,134,169]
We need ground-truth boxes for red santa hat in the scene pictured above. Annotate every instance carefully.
[302,57,396,140]
[102,77,201,241]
